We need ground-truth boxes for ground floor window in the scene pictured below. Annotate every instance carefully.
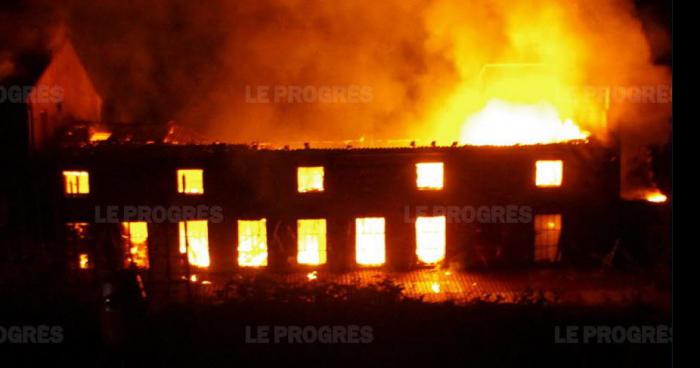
[238,219,268,267]
[178,220,210,268]
[121,222,150,269]
[534,214,562,262]
[66,222,90,270]
[416,216,446,264]
[355,217,386,266]
[297,219,327,265]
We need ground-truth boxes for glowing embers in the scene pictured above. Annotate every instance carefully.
[355,217,386,266]
[178,220,210,268]
[297,166,324,193]
[121,222,150,269]
[89,130,112,142]
[297,219,327,265]
[534,214,562,262]
[79,253,90,269]
[415,216,447,264]
[237,219,268,267]
[645,189,668,203]
[66,222,89,240]
[416,162,444,190]
[63,171,90,195]
[535,160,563,187]
[177,169,204,194]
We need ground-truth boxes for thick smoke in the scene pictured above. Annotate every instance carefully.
[2,0,670,149]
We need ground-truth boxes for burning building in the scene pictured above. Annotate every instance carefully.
[54,139,620,283]
[0,0,670,297]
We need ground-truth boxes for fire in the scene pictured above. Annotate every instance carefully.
[89,130,112,142]
[79,253,89,269]
[645,190,668,203]
[355,217,386,266]
[306,271,318,281]
[177,169,204,194]
[460,100,589,146]
[297,166,325,193]
[121,222,149,269]
[297,219,327,265]
[237,219,268,267]
[534,214,562,262]
[535,160,563,187]
[415,216,447,264]
[63,171,90,195]
[178,220,211,268]
[416,163,444,190]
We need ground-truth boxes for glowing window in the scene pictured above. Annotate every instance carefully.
[534,214,562,262]
[178,220,210,268]
[238,219,268,267]
[63,171,90,195]
[355,217,386,266]
[79,253,90,269]
[535,160,563,187]
[416,162,444,190]
[416,216,446,264]
[121,222,150,269]
[297,219,327,265]
[297,166,324,193]
[177,169,204,194]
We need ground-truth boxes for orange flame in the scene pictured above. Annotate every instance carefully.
[645,190,668,203]
[460,100,589,146]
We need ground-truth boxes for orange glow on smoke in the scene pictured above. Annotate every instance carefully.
[355,217,386,266]
[297,166,325,193]
[121,222,149,269]
[535,160,563,187]
[237,219,268,267]
[178,220,210,268]
[416,216,447,264]
[416,163,444,190]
